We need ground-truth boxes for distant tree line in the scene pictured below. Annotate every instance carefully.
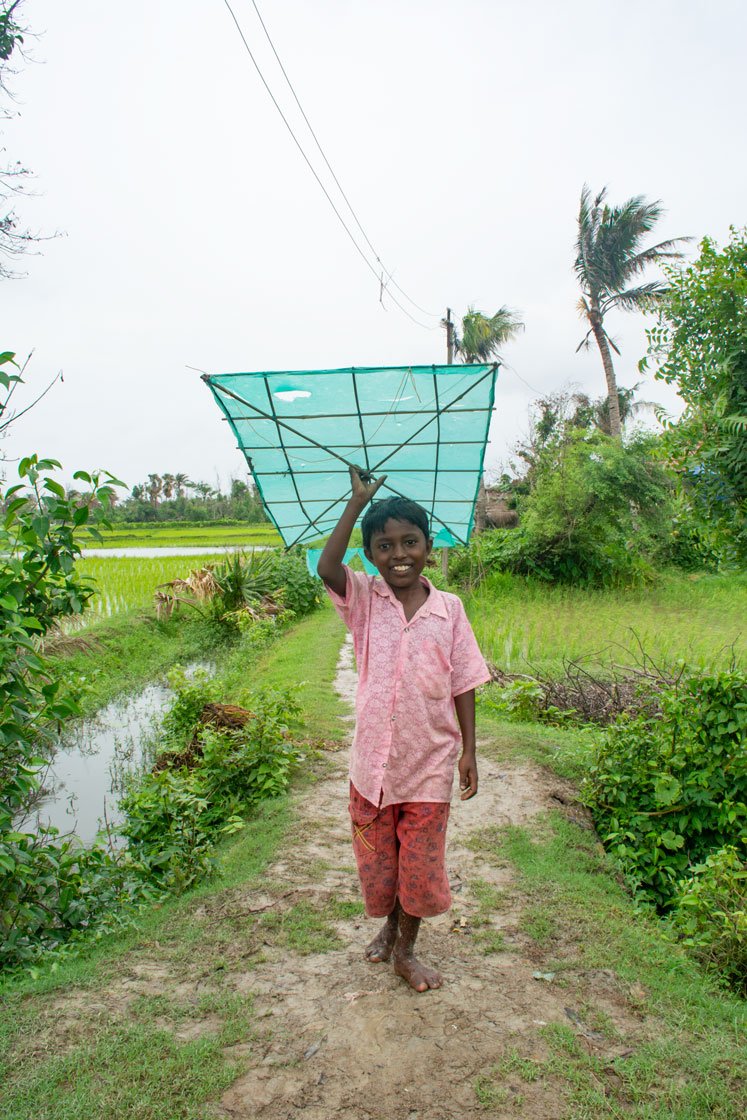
[103,473,269,523]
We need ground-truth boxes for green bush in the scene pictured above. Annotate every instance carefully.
[459,432,675,588]
[0,453,131,969]
[0,826,144,968]
[671,846,747,994]
[478,679,544,722]
[266,550,320,616]
[203,549,319,628]
[120,682,302,893]
[583,669,747,909]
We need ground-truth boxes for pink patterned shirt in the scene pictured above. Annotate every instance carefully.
[327,566,491,807]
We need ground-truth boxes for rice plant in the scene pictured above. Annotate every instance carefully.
[466,570,747,674]
[76,555,225,618]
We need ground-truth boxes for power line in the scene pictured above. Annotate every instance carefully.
[502,362,543,395]
[248,0,440,321]
[220,0,437,330]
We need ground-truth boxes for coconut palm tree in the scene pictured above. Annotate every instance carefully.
[454,306,524,364]
[574,185,688,438]
[173,472,191,499]
[146,473,163,508]
[454,306,524,532]
[570,383,657,436]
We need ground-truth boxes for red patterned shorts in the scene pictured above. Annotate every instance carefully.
[349,783,451,918]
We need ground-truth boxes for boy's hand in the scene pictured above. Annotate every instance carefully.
[349,464,387,506]
[458,751,478,800]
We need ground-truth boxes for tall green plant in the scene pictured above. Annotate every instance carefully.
[575,185,688,437]
[641,228,747,563]
[0,453,126,965]
[489,431,673,586]
[454,306,523,363]
[583,670,747,910]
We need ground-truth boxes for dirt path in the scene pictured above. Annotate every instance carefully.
[211,636,647,1119]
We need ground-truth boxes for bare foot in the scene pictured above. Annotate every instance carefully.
[393,950,442,992]
[365,920,397,963]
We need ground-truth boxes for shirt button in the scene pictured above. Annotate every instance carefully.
[391,715,396,722]
[404,627,409,632]
[382,763,387,769]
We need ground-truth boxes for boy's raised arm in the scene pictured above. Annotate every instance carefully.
[317,466,386,597]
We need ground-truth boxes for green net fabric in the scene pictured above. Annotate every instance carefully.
[203,364,498,548]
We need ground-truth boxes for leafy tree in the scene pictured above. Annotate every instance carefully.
[193,481,216,501]
[491,430,674,585]
[575,185,688,437]
[173,472,191,499]
[641,228,747,562]
[1,454,127,965]
[0,2,52,279]
[454,306,523,363]
[146,472,163,507]
[569,382,655,436]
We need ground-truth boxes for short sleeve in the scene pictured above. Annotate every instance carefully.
[324,565,372,632]
[449,597,492,696]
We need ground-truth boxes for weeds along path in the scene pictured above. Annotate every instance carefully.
[6,613,743,1119]
[210,635,653,1120]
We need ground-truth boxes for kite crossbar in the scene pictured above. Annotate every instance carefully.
[369,364,497,473]
[203,376,357,472]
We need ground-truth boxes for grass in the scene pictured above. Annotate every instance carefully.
[259,898,363,955]
[465,753,747,1119]
[47,613,235,716]
[0,605,349,1120]
[220,598,349,743]
[80,522,281,549]
[465,569,747,674]
[77,553,224,618]
[50,560,347,722]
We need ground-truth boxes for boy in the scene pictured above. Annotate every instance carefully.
[317,466,491,992]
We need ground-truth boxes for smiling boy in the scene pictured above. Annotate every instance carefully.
[317,467,491,992]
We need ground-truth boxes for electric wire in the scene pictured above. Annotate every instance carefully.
[249,0,440,321]
[502,362,543,395]
[220,0,437,330]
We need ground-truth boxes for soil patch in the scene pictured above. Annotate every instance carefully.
[214,636,653,1119]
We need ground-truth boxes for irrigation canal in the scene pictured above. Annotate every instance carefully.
[34,661,214,845]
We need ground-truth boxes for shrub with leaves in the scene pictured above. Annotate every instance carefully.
[583,669,747,909]
[119,683,302,892]
[453,432,675,588]
[0,453,128,967]
[642,228,747,564]
[671,845,747,994]
[265,550,320,616]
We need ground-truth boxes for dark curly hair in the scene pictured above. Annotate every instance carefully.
[361,496,430,551]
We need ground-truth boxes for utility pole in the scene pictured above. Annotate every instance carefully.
[441,307,454,580]
[443,307,454,365]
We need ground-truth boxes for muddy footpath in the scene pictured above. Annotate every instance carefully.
[213,636,650,1119]
[50,635,653,1119]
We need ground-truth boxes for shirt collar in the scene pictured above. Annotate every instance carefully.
[372,573,448,619]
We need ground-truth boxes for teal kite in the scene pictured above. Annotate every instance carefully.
[203,363,498,548]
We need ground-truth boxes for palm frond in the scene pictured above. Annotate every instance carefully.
[621,237,692,279]
[605,330,621,356]
[456,305,524,363]
[602,282,668,313]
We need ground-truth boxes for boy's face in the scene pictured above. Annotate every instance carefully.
[364,517,433,590]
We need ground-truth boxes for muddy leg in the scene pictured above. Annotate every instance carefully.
[365,899,400,962]
[393,908,442,992]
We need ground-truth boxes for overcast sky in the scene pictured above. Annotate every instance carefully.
[2,0,745,491]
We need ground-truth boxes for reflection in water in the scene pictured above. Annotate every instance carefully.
[81,546,269,558]
[34,662,214,845]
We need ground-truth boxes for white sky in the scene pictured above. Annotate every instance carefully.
[2,0,746,491]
